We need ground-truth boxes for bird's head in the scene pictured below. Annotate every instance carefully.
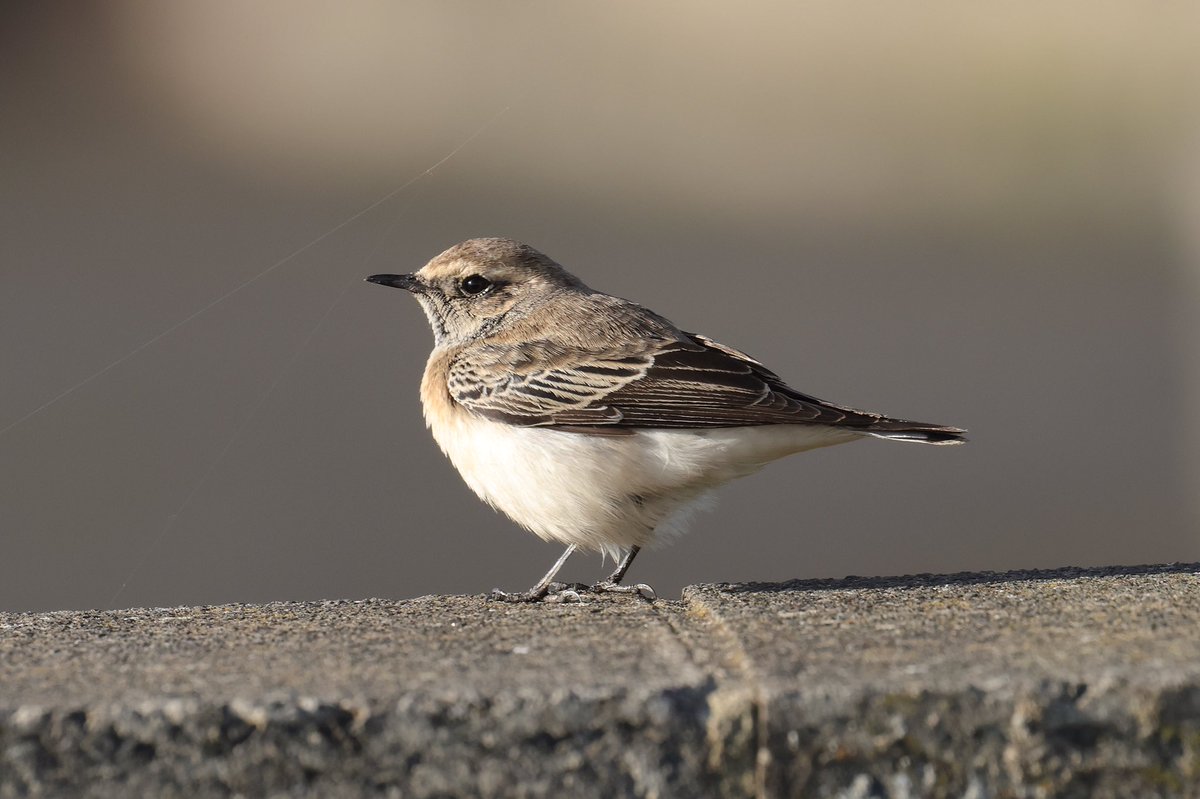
[367,238,589,346]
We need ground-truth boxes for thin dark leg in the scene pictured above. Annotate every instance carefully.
[491,544,576,602]
[590,546,656,600]
[606,545,640,585]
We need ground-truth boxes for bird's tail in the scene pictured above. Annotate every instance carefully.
[861,419,967,445]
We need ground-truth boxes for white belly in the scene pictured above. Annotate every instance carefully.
[426,409,860,556]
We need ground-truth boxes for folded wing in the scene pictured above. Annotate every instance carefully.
[447,332,965,443]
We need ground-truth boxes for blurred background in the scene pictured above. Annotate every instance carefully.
[2,2,1198,612]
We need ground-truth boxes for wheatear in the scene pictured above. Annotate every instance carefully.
[367,238,964,601]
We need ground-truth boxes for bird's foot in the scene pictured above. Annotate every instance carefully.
[489,588,540,603]
[488,580,655,603]
[588,580,658,601]
[489,581,586,603]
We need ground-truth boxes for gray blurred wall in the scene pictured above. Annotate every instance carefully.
[2,2,1198,611]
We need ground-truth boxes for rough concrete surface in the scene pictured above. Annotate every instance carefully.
[2,564,1198,798]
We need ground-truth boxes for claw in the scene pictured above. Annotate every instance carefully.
[490,582,590,604]
[588,580,658,601]
[489,588,547,603]
[632,583,657,601]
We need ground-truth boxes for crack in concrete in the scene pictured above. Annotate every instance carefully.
[3,566,1199,797]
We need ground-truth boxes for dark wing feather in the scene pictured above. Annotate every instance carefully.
[565,333,884,428]
[447,332,964,441]
[446,340,651,429]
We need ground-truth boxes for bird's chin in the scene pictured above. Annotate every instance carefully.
[413,298,450,345]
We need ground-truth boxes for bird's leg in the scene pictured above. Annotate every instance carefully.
[590,546,656,600]
[491,544,577,603]
[607,546,640,584]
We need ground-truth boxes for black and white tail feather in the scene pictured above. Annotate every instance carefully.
[860,426,966,445]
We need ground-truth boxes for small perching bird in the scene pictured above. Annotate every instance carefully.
[367,238,964,601]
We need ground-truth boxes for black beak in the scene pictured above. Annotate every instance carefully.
[365,273,424,293]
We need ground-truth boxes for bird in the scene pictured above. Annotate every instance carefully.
[366,238,964,602]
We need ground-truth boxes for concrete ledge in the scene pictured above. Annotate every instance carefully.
[2,564,1198,798]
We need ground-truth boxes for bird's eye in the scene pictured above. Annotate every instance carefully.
[459,275,492,296]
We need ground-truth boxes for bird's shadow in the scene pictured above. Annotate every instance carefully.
[709,562,1200,595]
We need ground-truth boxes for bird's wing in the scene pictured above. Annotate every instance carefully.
[447,331,905,433]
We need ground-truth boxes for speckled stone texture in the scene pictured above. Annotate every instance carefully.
[2,564,1198,798]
